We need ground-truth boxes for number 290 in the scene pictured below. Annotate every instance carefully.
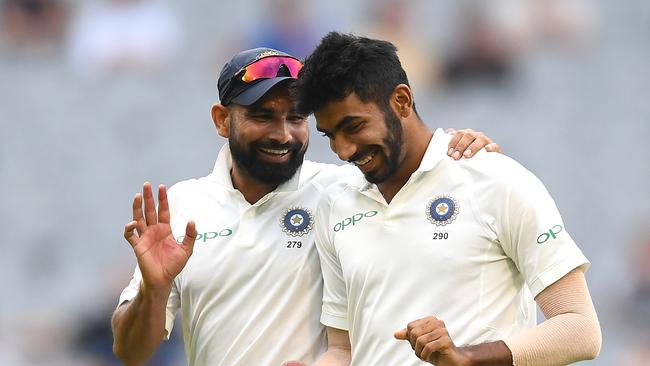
[432,232,449,240]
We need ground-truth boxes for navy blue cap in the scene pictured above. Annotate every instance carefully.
[217,47,299,106]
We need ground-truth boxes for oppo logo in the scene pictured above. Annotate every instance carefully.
[176,229,233,244]
[333,210,378,232]
[537,225,564,244]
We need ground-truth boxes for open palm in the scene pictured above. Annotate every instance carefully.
[124,182,196,289]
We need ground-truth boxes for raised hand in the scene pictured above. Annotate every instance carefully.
[123,182,196,291]
[394,316,470,366]
[446,128,502,160]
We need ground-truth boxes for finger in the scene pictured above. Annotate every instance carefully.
[408,318,445,347]
[181,220,197,256]
[158,184,170,224]
[394,328,408,340]
[406,317,436,334]
[416,328,447,359]
[451,133,477,160]
[464,136,492,158]
[406,318,435,350]
[444,127,457,135]
[132,193,146,236]
[447,129,466,156]
[485,142,502,153]
[124,221,139,248]
[415,332,436,359]
[422,335,453,362]
[142,182,158,226]
[421,339,445,362]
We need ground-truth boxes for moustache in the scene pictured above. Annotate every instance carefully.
[253,140,303,153]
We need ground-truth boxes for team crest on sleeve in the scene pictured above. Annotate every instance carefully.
[280,207,314,237]
[426,194,459,226]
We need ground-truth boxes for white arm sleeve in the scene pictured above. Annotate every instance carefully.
[315,193,350,331]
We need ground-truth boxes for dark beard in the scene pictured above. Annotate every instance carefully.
[363,108,404,184]
[229,131,308,186]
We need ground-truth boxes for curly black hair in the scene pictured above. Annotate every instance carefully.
[293,32,416,116]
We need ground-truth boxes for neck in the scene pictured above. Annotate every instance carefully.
[377,121,433,203]
[230,164,278,204]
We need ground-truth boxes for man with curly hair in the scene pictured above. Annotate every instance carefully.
[294,32,601,366]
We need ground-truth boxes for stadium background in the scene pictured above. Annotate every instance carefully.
[0,0,648,364]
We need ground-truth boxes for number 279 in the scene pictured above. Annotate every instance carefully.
[287,241,302,248]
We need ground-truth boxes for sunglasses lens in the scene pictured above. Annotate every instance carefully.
[241,57,303,83]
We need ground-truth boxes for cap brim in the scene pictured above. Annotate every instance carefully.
[230,77,295,106]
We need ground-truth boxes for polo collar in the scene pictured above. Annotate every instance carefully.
[357,128,449,197]
[415,128,449,173]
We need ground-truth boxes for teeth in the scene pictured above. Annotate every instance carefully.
[260,148,289,155]
[354,152,375,166]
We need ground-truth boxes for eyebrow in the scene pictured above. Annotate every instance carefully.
[244,106,274,115]
[316,115,364,134]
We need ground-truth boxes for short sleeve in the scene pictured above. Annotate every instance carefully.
[314,193,350,331]
[490,159,590,298]
[117,265,181,340]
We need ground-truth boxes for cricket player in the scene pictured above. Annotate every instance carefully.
[293,32,602,366]
[111,47,500,366]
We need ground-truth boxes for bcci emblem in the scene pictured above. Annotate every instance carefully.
[280,207,314,237]
[426,194,459,226]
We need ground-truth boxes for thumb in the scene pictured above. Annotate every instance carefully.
[182,220,197,256]
[124,221,140,248]
[394,328,408,340]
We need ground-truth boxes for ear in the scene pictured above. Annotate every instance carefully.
[390,84,413,119]
[211,103,231,138]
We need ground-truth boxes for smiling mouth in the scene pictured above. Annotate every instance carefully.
[259,147,290,155]
[353,150,376,166]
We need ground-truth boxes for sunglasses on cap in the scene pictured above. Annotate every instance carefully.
[220,55,304,105]
[236,55,303,82]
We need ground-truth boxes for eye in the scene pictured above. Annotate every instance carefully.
[288,115,307,124]
[344,121,365,134]
[249,113,272,122]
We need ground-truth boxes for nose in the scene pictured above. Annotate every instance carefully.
[332,134,357,162]
[268,120,291,144]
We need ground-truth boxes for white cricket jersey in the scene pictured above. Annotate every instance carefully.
[119,145,355,366]
[315,129,590,365]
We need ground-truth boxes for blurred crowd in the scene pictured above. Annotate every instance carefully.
[0,0,598,83]
[0,0,648,365]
